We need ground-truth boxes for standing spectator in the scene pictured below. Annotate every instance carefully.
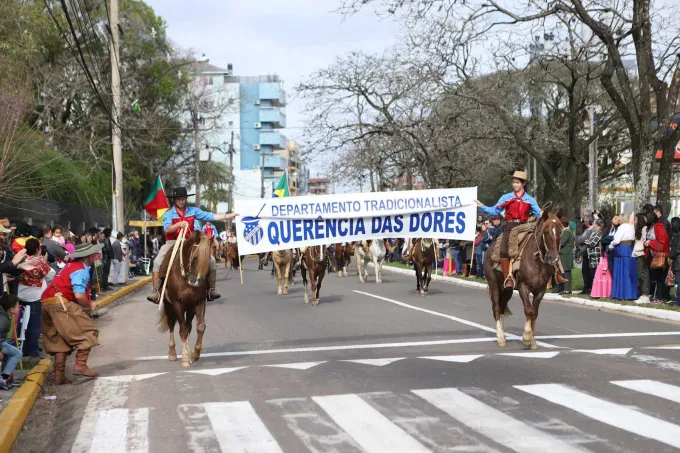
[634,213,651,303]
[100,229,113,291]
[600,216,620,277]
[448,240,462,275]
[17,238,55,359]
[111,232,125,285]
[557,217,574,294]
[610,213,638,300]
[654,205,671,240]
[0,294,22,389]
[0,226,28,298]
[576,216,595,295]
[644,210,670,303]
[52,225,66,248]
[669,217,680,307]
[41,225,67,272]
[474,226,485,279]
[585,219,605,296]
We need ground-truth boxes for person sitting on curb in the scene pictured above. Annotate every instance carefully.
[0,294,23,389]
[41,242,102,384]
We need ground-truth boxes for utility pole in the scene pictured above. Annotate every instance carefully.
[331,162,336,194]
[227,131,235,229]
[193,97,202,207]
[260,151,266,198]
[110,0,124,232]
[587,107,599,211]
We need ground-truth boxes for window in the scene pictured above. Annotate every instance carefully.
[228,121,234,127]
[208,77,214,86]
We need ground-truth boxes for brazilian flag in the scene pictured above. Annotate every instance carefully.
[273,172,289,198]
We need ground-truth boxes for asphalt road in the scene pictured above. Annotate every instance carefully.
[15,259,680,453]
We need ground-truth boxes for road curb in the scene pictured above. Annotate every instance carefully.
[379,264,680,322]
[0,358,52,453]
[96,276,152,311]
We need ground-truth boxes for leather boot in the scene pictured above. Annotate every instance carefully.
[73,349,99,377]
[147,272,161,304]
[207,269,221,301]
[53,352,72,385]
[500,258,514,289]
[554,267,568,284]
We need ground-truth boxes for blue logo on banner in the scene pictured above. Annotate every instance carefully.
[242,216,264,246]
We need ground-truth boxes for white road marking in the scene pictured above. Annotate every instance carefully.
[515,383,680,449]
[644,345,680,349]
[611,380,680,404]
[499,351,561,358]
[413,388,587,453]
[535,332,680,340]
[89,408,149,453]
[340,358,405,366]
[265,361,326,370]
[419,354,484,363]
[353,290,558,348]
[573,348,631,355]
[313,394,431,453]
[72,374,164,453]
[203,401,283,453]
[183,367,247,376]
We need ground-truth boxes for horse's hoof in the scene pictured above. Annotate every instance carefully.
[529,341,538,350]
[277,289,283,295]
[497,341,506,348]
[283,289,289,295]
[168,354,177,362]
[181,362,191,368]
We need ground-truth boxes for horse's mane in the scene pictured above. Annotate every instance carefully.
[186,231,212,279]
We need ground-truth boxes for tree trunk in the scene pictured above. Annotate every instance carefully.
[633,131,655,211]
[657,139,674,214]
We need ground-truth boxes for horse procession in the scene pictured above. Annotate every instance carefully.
[118,171,569,374]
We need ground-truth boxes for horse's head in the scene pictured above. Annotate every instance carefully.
[536,211,563,266]
[182,230,213,287]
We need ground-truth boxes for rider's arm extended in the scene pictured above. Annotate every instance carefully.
[479,194,511,216]
[191,207,237,223]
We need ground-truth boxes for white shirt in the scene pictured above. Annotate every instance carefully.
[610,223,635,248]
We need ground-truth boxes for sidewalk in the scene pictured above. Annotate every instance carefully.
[379,262,680,323]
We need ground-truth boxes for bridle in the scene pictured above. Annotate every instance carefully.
[533,217,561,264]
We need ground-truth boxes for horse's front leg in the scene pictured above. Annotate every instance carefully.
[283,262,290,295]
[310,269,319,305]
[356,256,365,282]
[517,283,536,349]
[529,287,546,350]
[275,263,283,295]
[168,322,177,361]
[192,301,206,363]
[425,263,432,293]
[372,256,380,284]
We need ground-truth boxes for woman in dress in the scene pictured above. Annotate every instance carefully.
[610,213,638,300]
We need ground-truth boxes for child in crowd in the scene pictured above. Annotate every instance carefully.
[52,225,66,248]
[0,294,23,389]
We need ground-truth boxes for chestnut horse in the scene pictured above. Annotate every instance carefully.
[273,249,293,295]
[483,211,563,349]
[224,242,240,269]
[156,230,213,367]
[300,246,326,305]
[412,238,435,295]
[334,243,352,277]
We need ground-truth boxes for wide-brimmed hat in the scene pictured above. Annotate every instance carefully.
[510,171,529,182]
[70,242,104,259]
[0,225,11,234]
[168,187,194,199]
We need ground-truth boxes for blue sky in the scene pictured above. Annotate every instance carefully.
[145,0,400,177]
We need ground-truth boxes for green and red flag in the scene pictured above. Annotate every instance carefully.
[144,175,170,219]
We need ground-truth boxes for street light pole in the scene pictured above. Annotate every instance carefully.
[110,0,124,232]
[228,131,235,229]
[587,106,598,211]
[193,97,202,207]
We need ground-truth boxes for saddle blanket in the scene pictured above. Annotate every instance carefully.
[490,221,536,272]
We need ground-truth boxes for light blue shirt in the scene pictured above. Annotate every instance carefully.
[480,192,541,219]
[70,263,90,295]
[161,206,216,232]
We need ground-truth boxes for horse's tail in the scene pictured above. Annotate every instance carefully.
[157,305,170,333]
[194,236,213,279]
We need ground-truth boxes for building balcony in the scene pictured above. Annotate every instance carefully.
[259,83,286,106]
[260,130,287,150]
[259,107,286,128]
[263,154,287,171]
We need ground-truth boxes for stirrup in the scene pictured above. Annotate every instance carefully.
[504,274,515,289]
[147,290,160,304]
[207,288,221,301]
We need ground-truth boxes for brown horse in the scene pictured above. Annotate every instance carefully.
[224,242,240,269]
[412,238,435,296]
[483,211,563,349]
[156,230,213,367]
[272,249,293,295]
[300,246,326,306]
[333,243,352,277]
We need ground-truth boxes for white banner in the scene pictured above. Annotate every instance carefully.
[234,187,477,255]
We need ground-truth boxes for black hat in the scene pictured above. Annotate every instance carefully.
[15,221,32,238]
[168,187,194,199]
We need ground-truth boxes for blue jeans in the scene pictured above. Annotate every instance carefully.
[674,271,680,306]
[475,253,484,278]
[451,249,462,274]
[19,300,41,356]
[2,342,22,376]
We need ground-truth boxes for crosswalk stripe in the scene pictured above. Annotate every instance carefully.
[203,401,283,453]
[312,394,431,453]
[515,383,680,449]
[413,388,587,453]
[89,408,149,453]
[611,379,680,404]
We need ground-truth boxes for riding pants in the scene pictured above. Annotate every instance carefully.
[152,240,216,273]
[500,221,521,259]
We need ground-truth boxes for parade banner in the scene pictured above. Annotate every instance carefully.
[234,187,477,255]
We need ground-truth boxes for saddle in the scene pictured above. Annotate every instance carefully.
[490,221,537,272]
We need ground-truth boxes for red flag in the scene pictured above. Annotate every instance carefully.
[143,175,170,219]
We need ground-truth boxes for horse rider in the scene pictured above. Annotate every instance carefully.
[147,187,239,304]
[202,220,220,255]
[40,242,103,384]
[402,237,440,262]
[475,171,567,289]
